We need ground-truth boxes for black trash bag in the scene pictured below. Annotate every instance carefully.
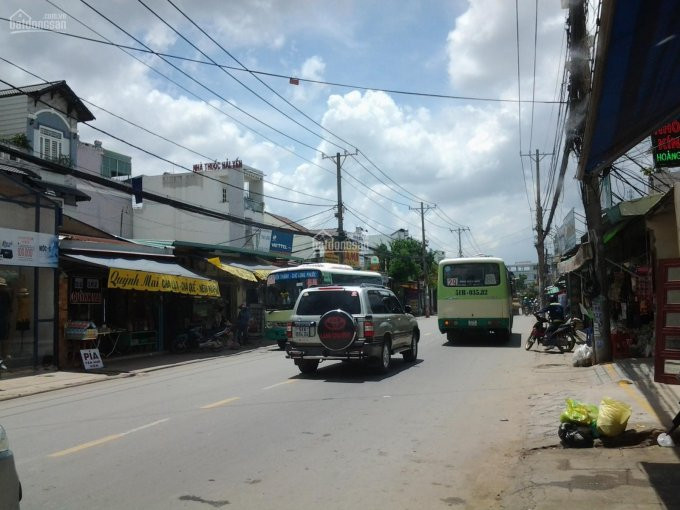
[558,422,594,448]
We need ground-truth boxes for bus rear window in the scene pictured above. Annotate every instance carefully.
[443,263,501,287]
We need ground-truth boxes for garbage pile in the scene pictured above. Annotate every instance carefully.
[558,397,632,448]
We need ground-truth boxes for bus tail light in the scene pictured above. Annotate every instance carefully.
[286,322,293,338]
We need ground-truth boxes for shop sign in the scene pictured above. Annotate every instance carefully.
[192,159,243,172]
[70,276,102,304]
[80,348,104,370]
[651,120,680,167]
[107,269,220,297]
[0,227,58,268]
[256,229,272,252]
[270,230,293,253]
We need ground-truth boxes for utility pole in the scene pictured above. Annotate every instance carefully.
[322,150,357,264]
[568,0,611,363]
[521,150,553,308]
[449,227,470,257]
[410,202,436,317]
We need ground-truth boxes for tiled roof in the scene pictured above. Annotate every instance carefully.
[0,81,94,122]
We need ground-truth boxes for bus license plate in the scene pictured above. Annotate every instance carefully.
[468,320,477,326]
[294,325,310,337]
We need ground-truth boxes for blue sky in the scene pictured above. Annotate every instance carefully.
[1,0,629,263]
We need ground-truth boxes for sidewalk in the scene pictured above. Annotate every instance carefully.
[0,338,277,401]
[503,351,680,509]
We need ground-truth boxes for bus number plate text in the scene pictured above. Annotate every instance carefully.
[455,289,488,296]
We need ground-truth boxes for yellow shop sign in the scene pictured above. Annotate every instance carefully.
[107,269,220,297]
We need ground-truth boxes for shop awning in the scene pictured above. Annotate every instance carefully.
[207,257,258,282]
[557,242,593,275]
[64,254,220,297]
[228,261,278,280]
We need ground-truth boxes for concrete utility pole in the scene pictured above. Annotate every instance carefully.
[522,149,553,308]
[450,227,470,258]
[410,202,436,317]
[322,150,357,264]
[535,149,546,308]
[568,0,611,363]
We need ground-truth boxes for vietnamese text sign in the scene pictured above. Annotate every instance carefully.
[107,269,220,297]
[270,230,293,253]
[80,348,104,370]
[652,120,680,167]
[0,227,58,268]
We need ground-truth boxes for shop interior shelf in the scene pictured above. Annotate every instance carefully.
[118,330,157,349]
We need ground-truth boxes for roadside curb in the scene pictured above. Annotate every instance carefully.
[0,343,271,401]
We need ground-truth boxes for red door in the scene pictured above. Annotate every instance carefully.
[655,259,680,384]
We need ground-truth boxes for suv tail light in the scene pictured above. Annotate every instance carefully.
[286,322,293,338]
[363,320,374,339]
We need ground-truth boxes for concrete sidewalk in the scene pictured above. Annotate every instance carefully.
[0,338,277,401]
[502,351,680,509]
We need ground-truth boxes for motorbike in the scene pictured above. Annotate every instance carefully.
[524,313,578,352]
[172,323,232,353]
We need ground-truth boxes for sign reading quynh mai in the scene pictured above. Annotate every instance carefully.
[107,269,220,297]
[192,159,243,172]
[651,120,680,168]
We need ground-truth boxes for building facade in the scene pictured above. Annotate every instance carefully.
[133,162,264,248]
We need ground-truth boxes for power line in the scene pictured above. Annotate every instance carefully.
[0,67,331,208]
[137,0,347,154]
[164,0,357,153]
[1,15,565,106]
[514,0,535,221]
[528,0,539,153]
[76,1,323,155]
[42,0,340,180]
[46,2,426,211]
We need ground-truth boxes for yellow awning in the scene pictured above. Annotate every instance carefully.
[253,269,273,280]
[207,257,258,282]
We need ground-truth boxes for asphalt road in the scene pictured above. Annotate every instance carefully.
[1,315,538,510]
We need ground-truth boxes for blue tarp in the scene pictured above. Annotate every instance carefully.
[579,0,680,177]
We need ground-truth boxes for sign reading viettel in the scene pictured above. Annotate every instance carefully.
[651,120,680,167]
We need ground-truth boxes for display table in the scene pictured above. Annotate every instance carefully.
[117,330,158,353]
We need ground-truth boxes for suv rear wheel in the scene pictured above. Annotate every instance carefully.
[375,339,392,374]
[296,359,319,374]
[402,331,418,362]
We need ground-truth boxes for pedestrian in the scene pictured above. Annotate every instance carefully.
[237,303,250,345]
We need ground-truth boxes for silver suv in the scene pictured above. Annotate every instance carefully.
[285,284,419,374]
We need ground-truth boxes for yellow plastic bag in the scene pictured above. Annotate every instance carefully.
[596,398,632,437]
[560,398,599,425]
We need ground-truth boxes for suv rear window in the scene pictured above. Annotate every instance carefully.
[296,290,361,315]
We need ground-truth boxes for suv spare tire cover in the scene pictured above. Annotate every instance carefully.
[318,309,357,351]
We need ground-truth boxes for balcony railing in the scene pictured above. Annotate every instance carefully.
[244,197,264,213]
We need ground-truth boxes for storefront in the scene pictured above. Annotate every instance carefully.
[0,174,60,369]
[59,251,219,366]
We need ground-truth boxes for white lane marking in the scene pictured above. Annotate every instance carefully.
[49,418,170,458]
[262,380,297,390]
[201,396,240,409]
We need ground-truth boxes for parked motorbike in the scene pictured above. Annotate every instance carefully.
[172,323,231,353]
[524,313,577,352]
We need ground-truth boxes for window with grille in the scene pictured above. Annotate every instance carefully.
[38,127,65,161]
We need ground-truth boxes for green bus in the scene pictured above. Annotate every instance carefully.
[265,263,385,349]
[437,257,514,342]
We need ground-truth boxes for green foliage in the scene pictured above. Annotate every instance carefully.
[378,238,438,287]
[0,133,31,151]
